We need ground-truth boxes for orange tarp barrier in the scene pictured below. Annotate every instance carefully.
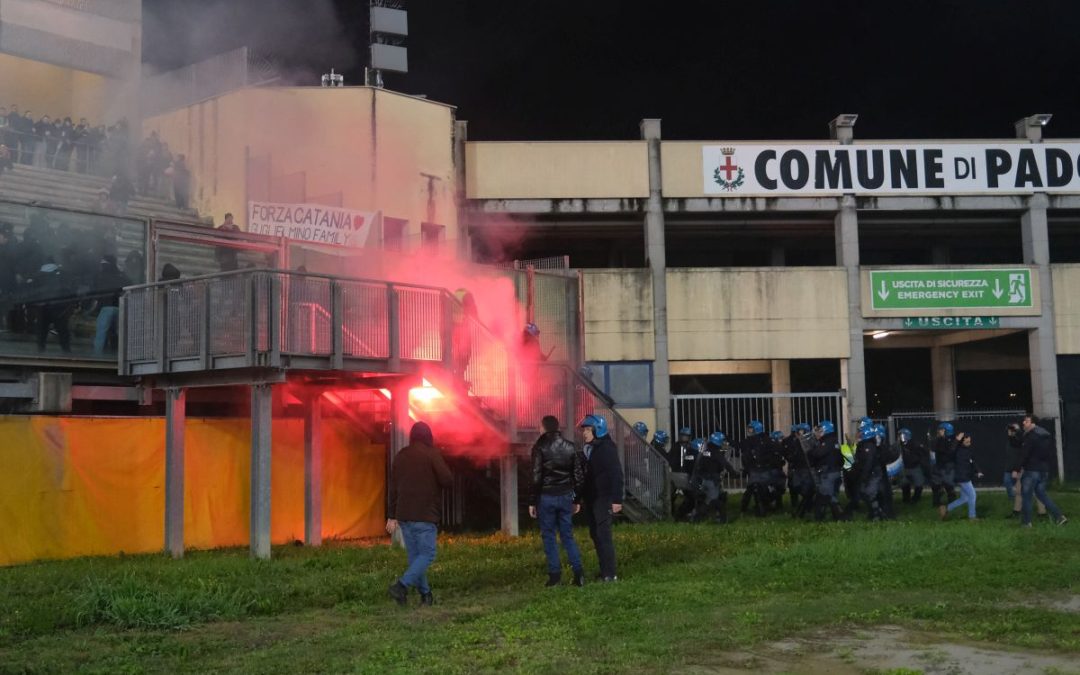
[0,416,386,566]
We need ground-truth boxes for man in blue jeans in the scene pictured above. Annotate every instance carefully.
[1014,416,1068,528]
[386,421,453,606]
[528,415,586,587]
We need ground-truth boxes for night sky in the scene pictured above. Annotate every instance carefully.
[142,0,1080,141]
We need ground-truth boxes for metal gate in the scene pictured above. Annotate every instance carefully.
[672,392,846,491]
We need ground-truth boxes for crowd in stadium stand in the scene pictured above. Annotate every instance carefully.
[0,106,192,210]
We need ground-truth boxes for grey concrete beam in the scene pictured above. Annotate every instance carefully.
[666,197,842,213]
[641,119,672,440]
[1022,194,1061,420]
[500,455,519,537]
[855,195,1027,211]
[304,394,323,547]
[475,198,645,214]
[164,388,186,559]
[250,383,273,560]
[930,346,957,419]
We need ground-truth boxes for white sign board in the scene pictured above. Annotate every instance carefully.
[702,143,1080,196]
[247,201,378,248]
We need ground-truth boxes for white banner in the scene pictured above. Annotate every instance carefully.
[247,201,378,248]
[702,143,1080,196]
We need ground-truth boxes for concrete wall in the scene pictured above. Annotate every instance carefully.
[667,268,850,360]
[1053,264,1080,354]
[660,141,714,197]
[144,87,458,247]
[583,269,655,361]
[583,268,849,362]
[465,142,649,199]
[0,53,108,121]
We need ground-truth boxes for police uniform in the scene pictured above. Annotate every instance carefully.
[899,436,930,504]
[808,428,846,521]
[689,438,738,523]
[931,432,959,507]
[783,430,816,518]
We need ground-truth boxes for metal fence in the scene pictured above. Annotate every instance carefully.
[672,392,847,491]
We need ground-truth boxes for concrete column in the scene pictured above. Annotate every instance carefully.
[835,195,867,426]
[1021,193,1061,420]
[164,387,186,559]
[453,120,471,261]
[641,119,671,434]
[250,383,273,560]
[500,454,519,536]
[931,346,957,419]
[770,360,792,432]
[304,394,323,547]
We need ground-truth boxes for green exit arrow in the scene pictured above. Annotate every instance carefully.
[901,316,1002,330]
[870,269,1033,310]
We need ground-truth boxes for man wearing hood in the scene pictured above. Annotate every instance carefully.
[386,421,453,607]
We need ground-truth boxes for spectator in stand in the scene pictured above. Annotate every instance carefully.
[157,142,173,198]
[27,258,72,353]
[72,118,90,173]
[159,263,181,282]
[137,131,162,195]
[0,143,12,177]
[215,212,240,272]
[107,172,134,215]
[0,108,8,155]
[87,124,106,175]
[91,254,129,354]
[54,117,76,171]
[8,107,28,163]
[16,109,33,164]
[170,154,191,209]
[33,114,56,168]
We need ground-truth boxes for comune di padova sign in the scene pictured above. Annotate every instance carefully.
[870,269,1033,311]
[702,143,1080,196]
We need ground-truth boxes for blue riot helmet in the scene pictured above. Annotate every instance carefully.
[799,422,813,434]
[678,426,692,439]
[653,430,670,446]
[872,423,887,440]
[790,424,801,433]
[579,414,608,438]
[859,425,876,442]
[690,438,705,453]
[633,421,649,437]
[770,430,784,441]
[708,431,726,447]
[818,420,835,436]
[747,419,764,435]
[525,322,540,337]
[579,364,594,381]
[857,415,872,429]
[938,421,955,436]
[898,427,912,443]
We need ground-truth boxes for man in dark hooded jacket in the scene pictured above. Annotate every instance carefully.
[386,421,453,607]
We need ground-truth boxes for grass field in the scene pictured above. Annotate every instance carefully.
[1,491,1078,674]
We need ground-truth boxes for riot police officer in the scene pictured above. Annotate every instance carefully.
[848,423,882,519]
[689,432,739,524]
[783,423,816,518]
[739,420,772,516]
[931,422,959,507]
[765,430,788,512]
[898,427,930,504]
[874,424,899,520]
[672,427,697,519]
[808,420,847,521]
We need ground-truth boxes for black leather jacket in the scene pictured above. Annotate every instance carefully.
[530,431,585,505]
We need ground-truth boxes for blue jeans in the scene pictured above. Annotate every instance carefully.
[538,492,583,575]
[947,481,977,519]
[1021,471,1063,525]
[398,521,437,594]
[94,306,119,354]
[1003,472,1016,501]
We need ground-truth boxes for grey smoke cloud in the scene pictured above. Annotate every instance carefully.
[142,0,359,78]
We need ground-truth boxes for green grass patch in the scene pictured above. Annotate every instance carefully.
[1,492,1078,673]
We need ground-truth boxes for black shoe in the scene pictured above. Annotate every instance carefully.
[601,576,618,583]
[388,581,408,606]
[573,570,585,587]
[545,573,561,587]
[419,592,434,606]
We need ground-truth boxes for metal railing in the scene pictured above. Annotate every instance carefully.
[673,392,847,491]
[119,268,667,520]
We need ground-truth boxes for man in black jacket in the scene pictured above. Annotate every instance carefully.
[386,421,453,607]
[931,422,959,507]
[580,414,623,581]
[529,415,586,587]
[1014,416,1067,527]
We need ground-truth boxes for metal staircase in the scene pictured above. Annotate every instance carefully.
[119,268,669,521]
